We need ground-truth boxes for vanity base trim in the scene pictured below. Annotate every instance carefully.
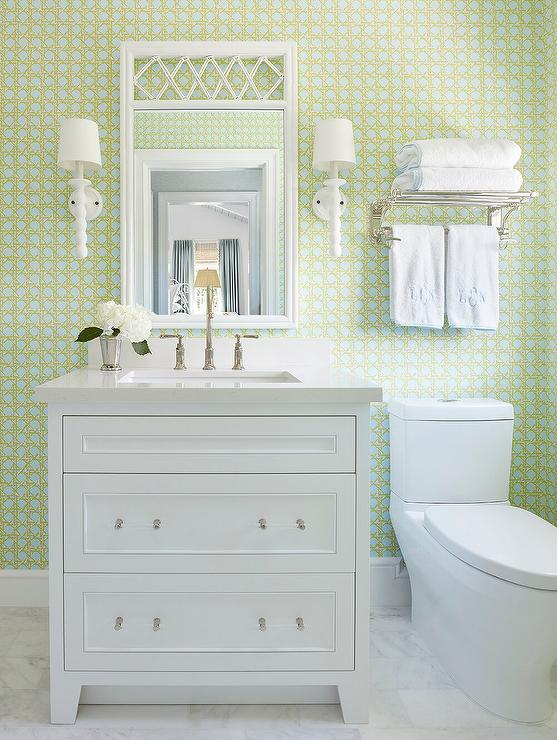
[50,670,369,724]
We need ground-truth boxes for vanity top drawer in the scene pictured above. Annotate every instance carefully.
[64,573,354,672]
[63,473,355,573]
[63,416,355,474]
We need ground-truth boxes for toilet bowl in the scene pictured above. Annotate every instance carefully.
[388,398,557,723]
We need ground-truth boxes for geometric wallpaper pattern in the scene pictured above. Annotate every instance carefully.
[0,1,555,567]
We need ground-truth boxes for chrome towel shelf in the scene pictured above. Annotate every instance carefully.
[370,189,539,246]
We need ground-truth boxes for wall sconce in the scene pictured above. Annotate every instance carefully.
[312,118,356,257]
[57,118,103,259]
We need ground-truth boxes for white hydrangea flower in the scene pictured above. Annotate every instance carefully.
[95,301,128,334]
[94,301,152,343]
[118,304,153,343]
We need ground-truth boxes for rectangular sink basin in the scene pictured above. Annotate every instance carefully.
[118,370,302,387]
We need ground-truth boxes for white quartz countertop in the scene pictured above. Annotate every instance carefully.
[34,366,383,404]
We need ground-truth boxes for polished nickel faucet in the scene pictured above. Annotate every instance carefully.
[232,334,259,370]
[193,268,221,370]
[160,332,186,370]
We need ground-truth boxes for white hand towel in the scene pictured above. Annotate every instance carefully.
[395,138,521,171]
[393,166,523,192]
[389,225,445,329]
[446,225,499,331]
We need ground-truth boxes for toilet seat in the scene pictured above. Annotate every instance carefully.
[424,504,557,590]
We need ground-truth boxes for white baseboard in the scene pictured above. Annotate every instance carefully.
[0,560,411,610]
[0,569,49,606]
[370,556,411,608]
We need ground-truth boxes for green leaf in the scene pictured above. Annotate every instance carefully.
[111,328,120,337]
[75,327,104,343]
[132,340,152,356]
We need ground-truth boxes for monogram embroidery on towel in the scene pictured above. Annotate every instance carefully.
[458,287,486,307]
[408,286,435,304]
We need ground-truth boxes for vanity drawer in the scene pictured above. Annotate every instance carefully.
[63,473,355,572]
[62,415,355,474]
[64,573,354,672]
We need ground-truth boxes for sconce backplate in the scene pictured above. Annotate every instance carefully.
[69,186,103,221]
[313,185,348,221]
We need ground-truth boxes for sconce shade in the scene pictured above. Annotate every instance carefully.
[58,118,102,173]
[194,268,221,289]
[313,118,356,172]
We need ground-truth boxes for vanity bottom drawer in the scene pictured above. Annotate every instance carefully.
[64,573,354,672]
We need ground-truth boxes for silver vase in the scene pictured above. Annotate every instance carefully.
[99,335,122,371]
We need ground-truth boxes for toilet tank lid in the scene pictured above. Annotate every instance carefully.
[388,398,514,421]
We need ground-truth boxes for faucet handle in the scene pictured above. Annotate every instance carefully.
[232,334,259,371]
[160,332,186,371]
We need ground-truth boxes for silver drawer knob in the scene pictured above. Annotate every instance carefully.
[153,617,161,631]
[153,519,162,529]
[258,518,268,530]
[296,617,305,631]
[114,616,123,631]
[114,518,123,530]
[258,617,267,632]
[296,519,306,530]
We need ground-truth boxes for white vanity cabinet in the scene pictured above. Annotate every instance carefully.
[36,373,380,726]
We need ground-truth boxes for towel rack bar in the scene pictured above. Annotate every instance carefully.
[370,189,538,245]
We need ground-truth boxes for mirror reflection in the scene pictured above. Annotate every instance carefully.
[133,109,285,319]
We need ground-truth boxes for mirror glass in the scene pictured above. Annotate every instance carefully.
[133,109,285,320]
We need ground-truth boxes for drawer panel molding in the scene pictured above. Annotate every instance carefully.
[63,474,355,573]
[64,573,354,672]
[63,416,356,474]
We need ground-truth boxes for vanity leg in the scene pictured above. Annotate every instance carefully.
[338,678,369,724]
[50,677,81,724]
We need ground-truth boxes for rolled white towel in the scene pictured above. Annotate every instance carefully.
[393,166,523,192]
[395,138,521,171]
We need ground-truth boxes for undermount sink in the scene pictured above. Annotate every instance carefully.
[117,369,302,386]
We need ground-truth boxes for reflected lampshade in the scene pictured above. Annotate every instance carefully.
[312,118,356,172]
[194,268,221,289]
[58,118,102,173]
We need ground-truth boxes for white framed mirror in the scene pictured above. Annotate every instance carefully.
[120,41,298,328]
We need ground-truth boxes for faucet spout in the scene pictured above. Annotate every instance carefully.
[203,285,216,370]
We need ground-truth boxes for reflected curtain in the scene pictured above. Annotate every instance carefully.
[172,239,194,313]
[219,239,240,313]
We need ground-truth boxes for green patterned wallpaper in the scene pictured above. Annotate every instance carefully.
[0,1,555,567]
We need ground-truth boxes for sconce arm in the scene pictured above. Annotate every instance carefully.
[313,177,347,257]
[67,178,103,260]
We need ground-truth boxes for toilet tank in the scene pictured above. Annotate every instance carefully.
[388,398,514,503]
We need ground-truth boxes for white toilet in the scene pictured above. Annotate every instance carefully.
[389,398,557,724]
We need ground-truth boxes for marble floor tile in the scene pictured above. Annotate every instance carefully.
[370,629,431,659]
[187,704,299,729]
[398,689,515,729]
[414,728,557,740]
[0,626,23,656]
[296,703,345,726]
[75,703,191,728]
[0,608,48,630]
[0,657,49,689]
[5,630,49,658]
[0,688,50,725]
[371,656,454,690]
[369,608,411,632]
[358,728,423,740]
[368,689,413,729]
[1,730,246,740]
[244,731,360,740]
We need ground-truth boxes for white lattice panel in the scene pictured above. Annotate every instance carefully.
[134,55,285,101]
